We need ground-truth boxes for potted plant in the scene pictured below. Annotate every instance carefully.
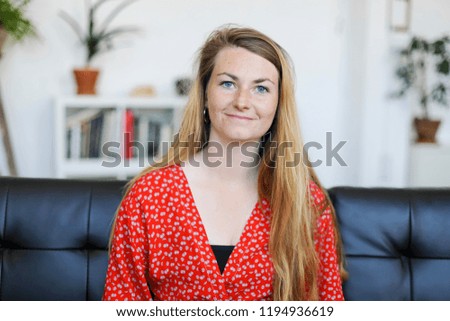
[0,0,36,54]
[60,0,139,95]
[393,35,450,143]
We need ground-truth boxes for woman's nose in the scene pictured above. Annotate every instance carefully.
[233,89,251,110]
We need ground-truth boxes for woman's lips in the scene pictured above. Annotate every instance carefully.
[226,113,253,120]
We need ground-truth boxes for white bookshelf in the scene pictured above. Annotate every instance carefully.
[54,96,186,180]
[409,143,450,187]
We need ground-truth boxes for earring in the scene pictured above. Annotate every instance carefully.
[203,107,210,124]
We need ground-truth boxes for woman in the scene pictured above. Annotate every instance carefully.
[103,25,346,301]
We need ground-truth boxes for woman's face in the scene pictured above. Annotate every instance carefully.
[205,46,279,145]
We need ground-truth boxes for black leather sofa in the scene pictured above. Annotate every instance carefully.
[0,177,449,300]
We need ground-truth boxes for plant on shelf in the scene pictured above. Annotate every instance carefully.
[60,0,140,95]
[0,0,36,54]
[392,35,450,143]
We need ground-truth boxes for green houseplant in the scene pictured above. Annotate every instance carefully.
[0,0,35,54]
[60,0,139,95]
[393,35,450,143]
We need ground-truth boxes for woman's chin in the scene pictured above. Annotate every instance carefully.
[210,130,264,145]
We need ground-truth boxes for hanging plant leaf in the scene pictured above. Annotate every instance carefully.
[437,59,449,75]
[58,11,84,43]
[432,39,445,55]
[410,37,420,52]
[97,0,139,35]
[99,26,139,41]
[431,84,448,106]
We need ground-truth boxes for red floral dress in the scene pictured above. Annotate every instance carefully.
[103,165,344,301]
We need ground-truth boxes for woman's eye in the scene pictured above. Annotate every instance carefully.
[220,81,234,88]
[256,85,268,94]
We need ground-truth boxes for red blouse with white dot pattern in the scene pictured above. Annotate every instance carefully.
[102,164,344,301]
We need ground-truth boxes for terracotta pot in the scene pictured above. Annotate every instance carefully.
[73,68,100,95]
[413,117,441,143]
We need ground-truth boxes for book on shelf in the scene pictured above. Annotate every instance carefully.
[65,108,116,160]
[124,109,135,159]
[65,107,173,161]
[100,110,117,155]
[88,113,104,158]
[132,110,173,160]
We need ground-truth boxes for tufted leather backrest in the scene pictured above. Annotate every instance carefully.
[0,177,125,300]
[0,177,449,300]
[329,187,450,300]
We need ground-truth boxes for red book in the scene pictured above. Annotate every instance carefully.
[124,109,134,159]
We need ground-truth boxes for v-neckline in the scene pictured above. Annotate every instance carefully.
[176,164,259,276]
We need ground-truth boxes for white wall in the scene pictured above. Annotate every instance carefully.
[356,0,450,187]
[357,0,413,187]
[1,0,450,188]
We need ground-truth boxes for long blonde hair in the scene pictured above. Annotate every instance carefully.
[113,25,346,300]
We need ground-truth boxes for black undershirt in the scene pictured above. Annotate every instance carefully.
[210,245,234,274]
